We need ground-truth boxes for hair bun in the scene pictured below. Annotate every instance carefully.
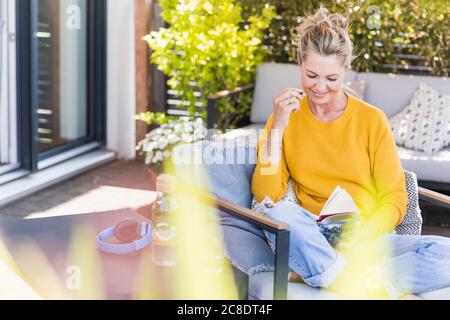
[329,12,350,30]
[310,6,349,32]
[294,6,354,69]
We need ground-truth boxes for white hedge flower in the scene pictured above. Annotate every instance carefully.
[174,123,183,132]
[167,134,179,144]
[144,141,156,152]
[184,123,193,132]
[158,141,168,149]
[181,134,193,143]
[137,117,207,170]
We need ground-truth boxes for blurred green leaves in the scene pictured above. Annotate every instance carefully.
[145,0,275,130]
[242,0,448,76]
[135,111,175,126]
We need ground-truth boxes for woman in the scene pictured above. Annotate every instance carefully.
[251,7,450,299]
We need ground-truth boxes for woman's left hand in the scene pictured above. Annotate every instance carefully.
[338,221,381,251]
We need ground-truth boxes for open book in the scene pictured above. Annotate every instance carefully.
[316,185,360,225]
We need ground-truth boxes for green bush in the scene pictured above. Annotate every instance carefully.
[241,0,449,77]
[145,0,275,129]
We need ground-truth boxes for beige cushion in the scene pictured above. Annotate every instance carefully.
[389,83,450,154]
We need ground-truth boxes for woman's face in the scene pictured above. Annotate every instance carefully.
[300,51,346,105]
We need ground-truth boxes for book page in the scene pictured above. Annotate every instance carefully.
[320,185,342,215]
[319,186,360,219]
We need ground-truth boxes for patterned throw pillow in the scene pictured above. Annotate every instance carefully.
[251,179,299,215]
[389,83,450,153]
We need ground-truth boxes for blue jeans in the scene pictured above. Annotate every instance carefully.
[264,201,450,296]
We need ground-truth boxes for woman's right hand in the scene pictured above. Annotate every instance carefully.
[272,87,305,129]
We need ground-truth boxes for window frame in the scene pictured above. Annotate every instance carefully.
[15,0,107,173]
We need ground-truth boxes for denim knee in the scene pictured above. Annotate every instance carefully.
[415,241,450,258]
[267,201,316,225]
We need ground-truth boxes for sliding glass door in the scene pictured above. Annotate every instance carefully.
[31,0,90,157]
[0,0,18,174]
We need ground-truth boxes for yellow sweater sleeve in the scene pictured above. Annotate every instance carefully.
[367,112,408,234]
[251,115,290,203]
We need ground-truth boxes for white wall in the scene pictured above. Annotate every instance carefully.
[107,0,136,159]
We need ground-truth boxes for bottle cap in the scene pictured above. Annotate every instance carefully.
[156,174,177,193]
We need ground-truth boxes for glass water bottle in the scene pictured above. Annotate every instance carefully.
[151,174,178,267]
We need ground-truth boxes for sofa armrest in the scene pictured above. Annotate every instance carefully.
[418,187,450,209]
[213,196,290,300]
[206,84,255,129]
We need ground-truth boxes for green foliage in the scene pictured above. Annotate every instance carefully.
[145,0,276,130]
[241,0,449,77]
[135,111,176,126]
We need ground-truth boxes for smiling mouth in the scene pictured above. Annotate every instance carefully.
[311,90,329,97]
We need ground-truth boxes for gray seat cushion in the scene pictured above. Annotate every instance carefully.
[249,272,341,300]
[237,123,265,131]
[174,141,257,208]
[249,271,450,300]
[398,146,450,183]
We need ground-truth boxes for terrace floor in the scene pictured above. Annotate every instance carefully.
[0,160,449,237]
[0,160,156,220]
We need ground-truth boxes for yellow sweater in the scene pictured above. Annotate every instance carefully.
[251,93,408,234]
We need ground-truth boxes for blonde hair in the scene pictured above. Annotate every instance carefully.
[294,6,354,70]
